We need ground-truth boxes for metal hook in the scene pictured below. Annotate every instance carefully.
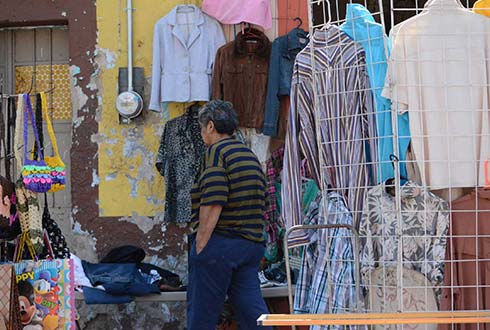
[43,85,56,95]
[293,17,303,29]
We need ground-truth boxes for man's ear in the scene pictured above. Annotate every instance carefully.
[208,121,214,131]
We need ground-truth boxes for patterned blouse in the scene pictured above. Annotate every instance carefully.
[359,181,449,291]
[156,105,205,223]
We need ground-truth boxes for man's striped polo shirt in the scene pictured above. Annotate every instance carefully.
[191,137,266,243]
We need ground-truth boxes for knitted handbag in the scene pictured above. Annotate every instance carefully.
[21,94,52,193]
[15,179,43,255]
[14,95,43,255]
[40,92,66,192]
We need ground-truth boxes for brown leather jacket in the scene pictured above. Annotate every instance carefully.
[212,29,271,129]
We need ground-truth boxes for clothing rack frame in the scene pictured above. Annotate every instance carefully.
[265,0,490,328]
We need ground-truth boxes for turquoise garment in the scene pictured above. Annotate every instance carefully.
[340,4,410,183]
[301,180,319,215]
[275,179,319,217]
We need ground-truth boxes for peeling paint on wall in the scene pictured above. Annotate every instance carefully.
[92,169,100,187]
[71,66,81,76]
[95,47,118,70]
[70,85,89,125]
[118,212,159,234]
[0,1,196,329]
[105,172,117,181]
[96,0,198,218]
[70,221,98,262]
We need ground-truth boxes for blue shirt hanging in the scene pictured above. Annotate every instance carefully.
[263,28,309,137]
[340,4,410,183]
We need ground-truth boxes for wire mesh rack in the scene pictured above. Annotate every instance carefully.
[260,0,490,329]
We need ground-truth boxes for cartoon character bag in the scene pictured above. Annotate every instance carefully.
[21,94,52,193]
[14,259,75,330]
[40,93,66,192]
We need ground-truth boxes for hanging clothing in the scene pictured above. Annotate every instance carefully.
[474,0,490,17]
[202,0,272,30]
[382,0,490,189]
[211,28,271,129]
[236,127,270,167]
[280,179,319,248]
[155,104,205,223]
[264,147,284,245]
[263,28,309,137]
[264,148,317,248]
[359,181,449,296]
[439,189,490,330]
[149,5,226,110]
[282,26,378,243]
[340,4,410,183]
[294,192,358,330]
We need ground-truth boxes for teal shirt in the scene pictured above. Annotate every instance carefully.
[340,4,410,182]
[275,179,318,217]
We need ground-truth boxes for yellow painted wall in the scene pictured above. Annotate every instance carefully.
[96,0,201,217]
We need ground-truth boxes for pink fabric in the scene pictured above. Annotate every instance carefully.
[202,0,272,30]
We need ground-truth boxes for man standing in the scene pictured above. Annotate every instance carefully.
[187,100,271,330]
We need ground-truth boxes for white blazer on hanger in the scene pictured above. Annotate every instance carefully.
[149,5,226,110]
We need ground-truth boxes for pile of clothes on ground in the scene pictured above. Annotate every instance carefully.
[72,245,184,304]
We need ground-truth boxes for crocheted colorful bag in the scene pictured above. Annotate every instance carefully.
[21,94,52,193]
[14,95,44,255]
[40,92,66,192]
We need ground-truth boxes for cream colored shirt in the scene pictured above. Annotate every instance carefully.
[382,0,490,189]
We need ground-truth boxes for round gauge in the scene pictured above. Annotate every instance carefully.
[116,91,143,118]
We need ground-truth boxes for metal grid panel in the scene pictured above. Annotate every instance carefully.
[281,1,490,329]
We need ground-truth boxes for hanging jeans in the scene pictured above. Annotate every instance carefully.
[187,233,272,330]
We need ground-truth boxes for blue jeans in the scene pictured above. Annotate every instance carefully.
[187,233,272,330]
[82,261,160,297]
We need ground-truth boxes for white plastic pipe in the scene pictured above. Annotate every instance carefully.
[127,0,133,92]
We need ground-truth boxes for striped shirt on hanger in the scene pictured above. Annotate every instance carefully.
[294,192,359,330]
[282,25,378,243]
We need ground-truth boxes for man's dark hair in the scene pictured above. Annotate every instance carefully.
[198,100,239,135]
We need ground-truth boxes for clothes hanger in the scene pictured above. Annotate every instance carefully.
[242,23,259,37]
[319,0,332,30]
[176,0,196,13]
[241,23,260,43]
[291,17,308,40]
[292,17,308,36]
[293,17,303,29]
[385,154,408,196]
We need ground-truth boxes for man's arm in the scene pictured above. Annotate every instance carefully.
[196,204,223,254]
